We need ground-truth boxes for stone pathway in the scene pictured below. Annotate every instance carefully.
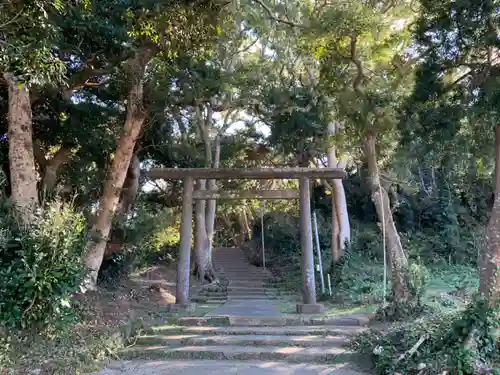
[97,360,367,375]
[94,248,371,375]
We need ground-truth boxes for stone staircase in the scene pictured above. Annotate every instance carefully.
[96,248,371,375]
[192,247,294,305]
[119,316,368,365]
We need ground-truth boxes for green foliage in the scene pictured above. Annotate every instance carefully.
[251,211,301,268]
[264,86,329,156]
[99,205,178,282]
[0,0,67,85]
[315,169,483,265]
[0,201,86,329]
[124,206,178,252]
[327,252,387,306]
[348,223,382,260]
[354,298,500,375]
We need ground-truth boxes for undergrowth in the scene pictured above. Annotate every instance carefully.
[353,298,499,374]
[0,202,181,374]
[0,322,133,375]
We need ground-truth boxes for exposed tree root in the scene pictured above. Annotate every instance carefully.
[375,300,425,322]
[192,263,218,284]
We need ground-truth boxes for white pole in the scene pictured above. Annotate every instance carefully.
[313,211,325,294]
[327,274,332,296]
[380,183,387,307]
[261,203,266,269]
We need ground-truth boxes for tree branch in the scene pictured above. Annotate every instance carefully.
[48,147,72,168]
[33,141,48,168]
[35,143,73,194]
[252,0,305,28]
[381,0,397,13]
[30,66,113,104]
[350,33,365,97]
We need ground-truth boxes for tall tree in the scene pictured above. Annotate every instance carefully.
[83,0,228,289]
[0,1,66,225]
[245,0,353,269]
[414,0,500,305]
[84,45,157,288]
[313,0,419,303]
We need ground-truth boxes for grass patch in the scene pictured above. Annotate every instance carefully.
[268,252,480,329]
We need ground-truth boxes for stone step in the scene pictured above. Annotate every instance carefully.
[148,325,367,337]
[228,286,269,290]
[221,279,270,282]
[214,262,251,265]
[195,315,368,327]
[174,315,369,327]
[221,274,269,277]
[121,344,353,363]
[95,360,370,375]
[217,267,267,270]
[227,283,281,293]
[226,290,293,296]
[216,267,267,270]
[137,334,351,347]
[226,295,281,300]
[218,271,262,273]
[219,276,269,279]
[222,271,269,279]
[223,271,269,280]
[191,298,227,304]
[198,291,228,296]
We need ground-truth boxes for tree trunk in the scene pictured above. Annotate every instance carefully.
[236,209,250,244]
[33,143,72,198]
[192,103,217,283]
[193,179,216,282]
[327,123,351,263]
[116,153,140,219]
[3,73,38,227]
[334,178,350,250]
[480,125,500,306]
[83,46,156,290]
[362,133,410,303]
[41,149,71,196]
[205,137,221,259]
[103,154,141,259]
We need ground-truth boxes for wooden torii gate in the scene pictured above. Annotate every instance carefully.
[147,167,345,314]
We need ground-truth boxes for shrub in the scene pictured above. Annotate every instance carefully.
[0,202,86,329]
[408,261,431,303]
[349,224,383,260]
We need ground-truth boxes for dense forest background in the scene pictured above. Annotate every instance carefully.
[0,0,499,374]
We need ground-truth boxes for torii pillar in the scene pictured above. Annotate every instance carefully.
[296,176,324,314]
[168,176,195,312]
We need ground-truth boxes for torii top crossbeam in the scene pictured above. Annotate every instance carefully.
[146,167,346,180]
